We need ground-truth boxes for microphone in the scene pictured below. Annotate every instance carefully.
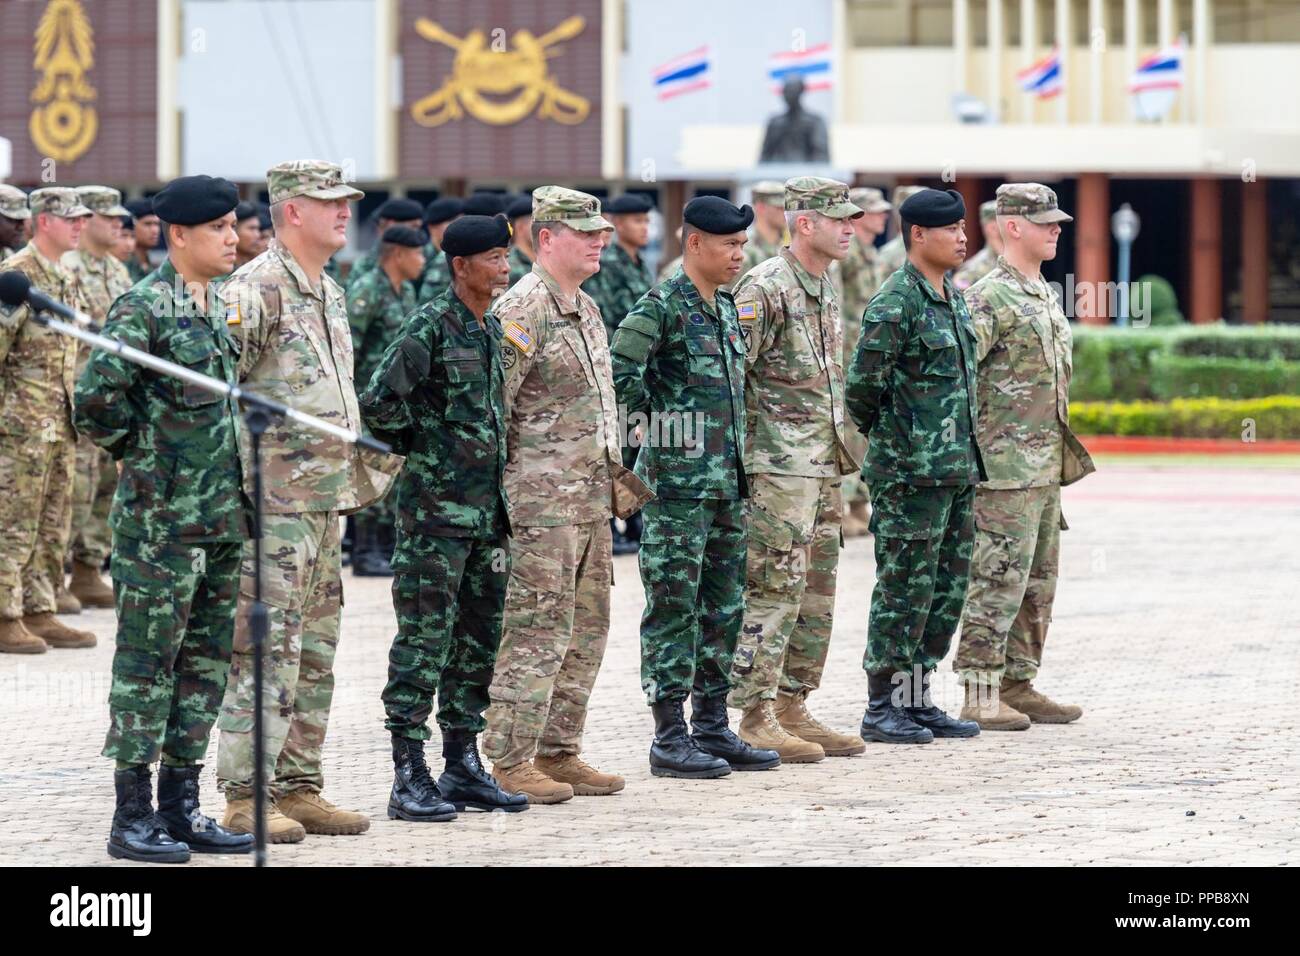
[0,270,97,328]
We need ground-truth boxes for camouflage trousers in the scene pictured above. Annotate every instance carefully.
[69,434,115,567]
[863,480,975,676]
[954,484,1062,685]
[483,520,611,767]
[384,534,510,740]
[217,511,342,799]
[639,497,746,703]
[729,475,843,710]
[0,428,75,619]
[103,535,241,765]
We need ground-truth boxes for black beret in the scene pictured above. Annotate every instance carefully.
[462,192,505,216]
[899,188,966,228]
[506,195,534,220]
[424,197,463,225]
[375,197,425,222]
[119,214,134,230]
[151,175,239,226]
[606,194,653,215]
[125,197,154,219]
[441,214,511,259]
[683,196,754,235]
[234,201,258,223]
[256,202,272,231]
[380,225,427,249]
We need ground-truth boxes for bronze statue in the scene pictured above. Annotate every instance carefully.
[759,76,830,164]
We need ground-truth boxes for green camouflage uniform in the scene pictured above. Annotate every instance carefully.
[215,161,399,799]
[416,242,452,306]
[361,287,511,739]
[612,266,748,703]
[953,245,998,293]
[839,217,889,511]
[345,246,379,292]
[127,256,153,284]
[583,241,653,345]
[507,245,534,286]
[847,260,986,677]
[728,182,861,711]
[0,195,90,622]
[954,188,1095,686]
[739,229,783,280]
[75,259,247,766]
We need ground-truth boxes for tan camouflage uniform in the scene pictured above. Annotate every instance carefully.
[64,187,132,573]
[216,161,400,800]
[0,185,30,263]
[955,184,1095,689]
[877,185,927,276]
[0,189,91,622]
[483,187,651,768]
[727,178,861,712]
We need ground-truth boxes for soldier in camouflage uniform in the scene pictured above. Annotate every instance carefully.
[611,196,779,779]
[953,200,1003,292]
[345,225,424,577]
[505,194,535,286]
[0,185,30,262]
[877,185,927,276]
[955,184,1094,729]
[113,213,136,267]
[727,177,865,763]
[484,187,652,802]
[125,198,160,284]
[361,214,527,820]
[76,174,254,863]
[846,187,985,745]
[345,197,423,293]
[839,187,893,538]
[415,197,462,305]
[739,181,787,278]
[232,201,264,271]
[216,161,401,842]
[63,186,132,611]
[0,188,97,654]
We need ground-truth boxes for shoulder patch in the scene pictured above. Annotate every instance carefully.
[737,302,757,321]
[503,321,534,354]
[500,342,518,370]
[226,302,241,326]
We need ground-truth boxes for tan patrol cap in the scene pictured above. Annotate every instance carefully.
[28,187,92,219]
[784,176,863,220]
[996,183,1072,224]
[530,186,612,232]
[849,187,891,214]
[77,186,130,217]
[267,160,364,205]
[750,180,786,205]
[0,185,30,220]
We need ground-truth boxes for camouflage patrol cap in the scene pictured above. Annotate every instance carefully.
[750,180,786,205]
[849,187,891,213]
[0,184,30,221]
[978,200,998,223]
[76,186,129,217]
[891,184,926,209]
[996,182,1072,224]
[28,187,91,219]
[531,186,612,232]
[784,177,863,220]
[266,160,364,205]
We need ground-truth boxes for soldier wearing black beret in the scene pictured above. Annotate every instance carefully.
[505,195,536,286]
[74,173,253,862]
[347,198,425,292]
[113,213,136,268]
[846,186,987,745]
[416,198,465,306]
[124,197,161,283]
[462,192,506,217]
[233,200,263,270]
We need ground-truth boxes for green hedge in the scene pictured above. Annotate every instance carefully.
[1149,354,1300,400]
[1070,396,1300,439]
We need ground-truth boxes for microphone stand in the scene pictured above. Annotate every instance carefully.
[23,305,389,869]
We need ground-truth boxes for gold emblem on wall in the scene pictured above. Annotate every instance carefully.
[30,0,98,164]
[410,16,591,128]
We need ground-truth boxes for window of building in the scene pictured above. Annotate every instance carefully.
[1215,0,1300,42]
[847,0,954,46]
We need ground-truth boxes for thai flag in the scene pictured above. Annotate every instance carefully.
[768,42,833,93]
[1129,41,1184,93]
[653,46,710,101]
[1017,47,1063,99]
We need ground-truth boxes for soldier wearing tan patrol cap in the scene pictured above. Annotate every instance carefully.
[0,185,32,262]
[739,180,788,278]
[0,187,96,654]
[953,200,1004,292]
[878,184,927,275]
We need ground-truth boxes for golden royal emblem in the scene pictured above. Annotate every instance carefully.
[410,16,591,128]
[30,0,98,164]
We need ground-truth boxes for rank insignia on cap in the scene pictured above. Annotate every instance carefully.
[225,303,241,325]
[503,322,533,353]
[737,302,757,322]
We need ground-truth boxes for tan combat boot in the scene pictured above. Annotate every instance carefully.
[22,612,96,649]
[69,561,115,608]
[1000,679,1083,724]
[0,618,48,654]
[775,691,865,756]
[222,798,306,844]
[960,682,1031,731]
[738,700,824,763]
[56,589,82,615]
[278,790,371,835]
[534,753,626,796]
[491,761,574,804]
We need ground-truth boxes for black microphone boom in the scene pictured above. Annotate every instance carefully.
[0,270,97,329]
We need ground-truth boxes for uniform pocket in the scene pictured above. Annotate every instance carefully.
[537,335,588,399]
[442,347,487,421]
[685,333,725,385]
[919,326,961,378]
[504,548,565,630]
[170,331,225,407]
[747,503,800,591]
[276,319,328,394]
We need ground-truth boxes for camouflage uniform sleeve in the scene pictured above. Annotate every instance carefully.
[73,293,153,457]
[610,290,666,415]
[965,283,1000,363]
[0,301,25,366]
[345,277,377,355]
[225,279,277,381]
[732,276,779,370]
[496,297,545,418]
[846,291,908,435]
[359,311,436,455]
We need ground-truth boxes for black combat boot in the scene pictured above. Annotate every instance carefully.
[352,518,393,578]
[690,691,780,771]
[156,763,254,853]
[437,729,529,812]
[107,765,191,863]
[860,672,934,744]
[904,670,980,738]
[649,698,731,779]
[389,736,458,822]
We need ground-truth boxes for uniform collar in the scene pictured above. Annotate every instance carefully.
[270,238,325,302]
[995,255,1050,299]
[780,247,832,302]
[26,241,70,283]
[903,260,959,305]
[531,262,580,317]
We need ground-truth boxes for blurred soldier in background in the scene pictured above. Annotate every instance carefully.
[953,200,1003,292]
[416,196,463,304]
[0,185,31,262]
[506,194,535,286]
[877,184,927,276]
[125,198,160,284]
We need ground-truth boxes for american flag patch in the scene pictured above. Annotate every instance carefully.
[225,303,241,326]
[503,322,533,353]
[737,302,757,321]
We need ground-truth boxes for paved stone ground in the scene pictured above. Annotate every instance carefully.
[2,459,1297,866]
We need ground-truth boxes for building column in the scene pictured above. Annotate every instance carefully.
[1075,173,1110,324]
[953,0,970,94]
[1192,0,1211,123]
[1089,0,1104,122]
[1124,0,1139,106]
[1189,177,1222,324]
[956,176,983,255]
[988,0,1003,121]
[1021,0,1037,121]
[1240,180,1270,324]
[1055,0,1070,123]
